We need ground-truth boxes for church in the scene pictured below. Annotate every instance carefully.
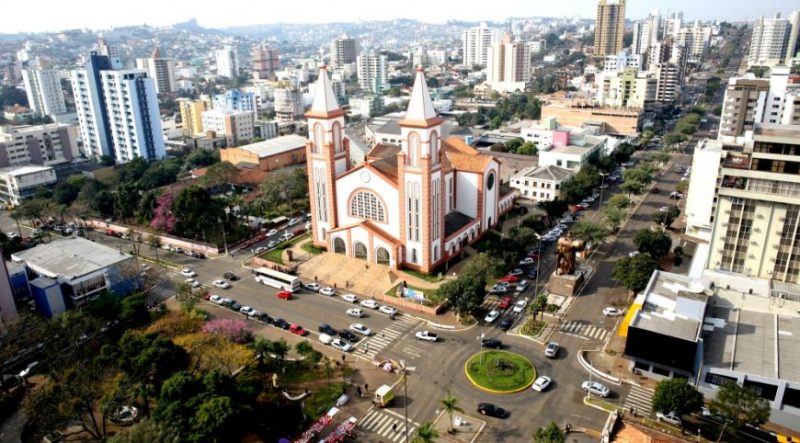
[305,66,515,274]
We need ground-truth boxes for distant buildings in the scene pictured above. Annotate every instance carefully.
[21,67,67,117]
[220,134,307,172]
[462,22,501,67]
[349,96,382,119]
[0,123,79,167]
[356,52,388,93]
[747,11,800,67]
[596,68,656,109]
[213,90,257,112]
[178,98,209,137]
[0,165,57,207]
[0,249,19,326]
[135,47,177,94]
[252,43,280,80]
[215,45,240,78]
[540,98,642,136]
[594,0,626,57]
[330,36,358,69]
[602,51,643,73]
[71,52,166,164]
[201,109,255,146]
[486,34,531,93]
[273,88,304,123]
[631,11,662,55]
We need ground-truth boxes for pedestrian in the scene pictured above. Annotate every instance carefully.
[341,354,346,363]
[392,423,398,433]
[315,275,318,282]
[364,383,369,392]
[357,386,362,397]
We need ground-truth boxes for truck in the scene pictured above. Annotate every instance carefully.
[373,384,395,408]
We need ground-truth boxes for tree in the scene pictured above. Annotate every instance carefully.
[620,179,646,195]
[534,421,565,443]
[570,220,607,246]
[258,168,308,218]
[710,382,770,434]
[540,199,568,224]
[440,390,463,433]
[202,161,239,189]
[151,192,177,233]
[652,378,703,417]
[115,184,140,221]
[623,166,653,185]
[634,230,672,259]
[172,186,223,240]
[109,418,179,443]
[606,194,631,210]
[461,253,503,287]
[412,422,439,443]
[438,275,486,317]
[612,254,658,293]
[139,161,180,189]
[517,141,537,156]
[602,206,628,232]
[652,205,681,229]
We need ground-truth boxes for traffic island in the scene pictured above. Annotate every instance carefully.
[464,351,536,394]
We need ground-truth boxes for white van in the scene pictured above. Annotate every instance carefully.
[319,333,333,345]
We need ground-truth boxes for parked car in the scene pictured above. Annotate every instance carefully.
[490,284,509,294]
[341,293,359,303]
[331,339,353,352]
[481,338,503,349]
[318,324,337,336]
[349,323,372,336]
[360,299,379,309]
[379,305,397,316]
[289,324,308,336]
[532,376,551,392]
[498,275,519,283]
[209,294,224,305]
[518,257,535,266]
[544,341,559,358]
[266,228,278,237]
[477,403,509,418]
[276,291,293,300]
[484,310,500,323]
[670,191,684,199]
[338,329,359,343]
[515,280,529,292]
[256,312,273,324]
[319,333,333,345]
[273,318,290,329]
[305,282,321,292]
[254,246,268,254]
[240,306,257,316]
[180,268,196,277]
[346,308,364,318]
[581,381,610,397]
[184,278,200,288]
[415,331,439,342]
[228,301,242,311]
[603,307,624,317]
[526,268,538,279]
[498,317,513,331]
[656,411,682,426]
[212,279,230,289]
[512,299,528,313]
[509,268,524,276]
[288,217,301,226]
[498,296,513,310]
[223,272,239,281]
[320,287,336,296]
[280,231,294,241]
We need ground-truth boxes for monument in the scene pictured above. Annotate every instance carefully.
[549,232,586,297]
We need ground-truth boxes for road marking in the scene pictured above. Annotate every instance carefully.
[557,320,609,341]
[623,385,655,417]
[400,346,422,358]
[357,408,419,442]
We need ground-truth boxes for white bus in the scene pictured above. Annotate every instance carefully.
[253,267,301,292]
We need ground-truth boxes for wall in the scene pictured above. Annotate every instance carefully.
[335,168,400,240]
[83,218,221,256]
[483,164,498,228]
[455,171,478,218]
[541,104,642,136]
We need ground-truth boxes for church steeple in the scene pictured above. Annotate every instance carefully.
[399,66,442,128]
[306,65,345,119]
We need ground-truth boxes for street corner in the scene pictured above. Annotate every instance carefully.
[431,409,486,443]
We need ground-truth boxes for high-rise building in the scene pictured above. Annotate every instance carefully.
[356,52,388,93]
[676,22,713,60]
[215,45,239,78]
[21,68,66,117]
[97,38,122,69]
[594,0,626,57]
[747,13,796,67]
[486,34,531,93]
[201,109,255,146]
[71,52,165,164]
[135,47,176,94]
[252,43,280,80]
[273,88,304,123]
[603,51,643,73]
[631,11,662,55]
[646,38,687,103]
[661,12,683,41]
[462,22,501,67]
[0,123,79,167]
[213,90,257,112]
[178,98,209,136]
[596,68,657,109]
[330,36,358,69]
[788,10,800,60]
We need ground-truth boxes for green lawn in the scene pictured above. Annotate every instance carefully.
[304,382,350,418]
[259,233,311,264]
[466,351,535,393]
[399,268,443,283]
[520,319,547,337]
[384,283,440,306]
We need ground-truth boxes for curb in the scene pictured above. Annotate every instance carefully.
[463,351,536,394]
[577,350,622,386]
[428,320,479,332]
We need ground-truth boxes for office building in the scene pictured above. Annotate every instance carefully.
[177,98,209,136]
[21,68,66,117]
[216,45,240,78]
[594,0,626,57]
[684,139,725,241]
[596,68,657,109]
[356,52,388,93]
[273,88,304,123]
[201,109,255,146]
[71,53,166,164]
[220,134,306,171]
[0,123,79,167]
[213,90,257,112]
[252,43,280,80]
[462,22,501,67]
[135,47,176,94]
[486,34,531,93]
[330,36,358,69]
[0,165,57,207]
[747,12,798,67]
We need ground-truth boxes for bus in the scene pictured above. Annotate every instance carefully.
[253,267,301,292]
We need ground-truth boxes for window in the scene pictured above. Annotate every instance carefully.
[376,247,390,265]
[333,237,346,254]
[313,123,324,153]
[486,172,495,191]
[430,131,439,165]
[350,191,385,223]
[407,132,420,167]
[332,122,342,153]
[354,242,367,260]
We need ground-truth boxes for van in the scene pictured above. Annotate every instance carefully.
[373,384,395,408]
[319,333,333,345]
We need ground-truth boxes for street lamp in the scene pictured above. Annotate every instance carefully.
[398,360,415,443]
[598,172,607,205]
[533,232,542,300]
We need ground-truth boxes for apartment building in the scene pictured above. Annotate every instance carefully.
[252,43,280,80]
[596,68,657,109]
[135,47,176,94]
[462,22,501,67]
[0,123,79,167]
[486,34,531,93]
[216,45,239,78]
[21,67,66,117]
[594,0,626,57]
[602,51,643,73]
[178,98,209,136]
[273,88,304,123]
[631,12,662,55]
[213,90,257,112]
[747,12,799,67]
[330,36,358,69]
[356,52,388,93]
[201,109,255,146]
[0,165,57,207]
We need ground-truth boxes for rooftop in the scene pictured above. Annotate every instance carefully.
[547,144,596,156]
[752,123,800,144]
[629,271,708,342]
[0,165,54,176]
[11,236,132,280]
[514,165,574,181]
[233,135,307,158]
[445,211,475,238]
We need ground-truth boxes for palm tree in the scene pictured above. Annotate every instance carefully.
[412,422,439,443]
[440,390,463,433]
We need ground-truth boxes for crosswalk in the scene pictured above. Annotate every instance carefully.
[357,408,419,442]
[148,284,177,304]
[623,384,655,417]
[360,314,419,359]
[557,320,610,341]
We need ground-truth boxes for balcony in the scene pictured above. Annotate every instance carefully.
[723,154,751,170]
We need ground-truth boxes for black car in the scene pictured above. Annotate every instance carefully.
[498,318,513,331]
[338,329,359,343]
[223,272,239,281]
[256,312,273,324]
[481,338,503,349]
[273,318,290,329]
[477,403,509,418]
[228,301,242,311]
[318,324,337,336]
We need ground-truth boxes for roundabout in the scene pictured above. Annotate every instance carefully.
[464,350,536,394]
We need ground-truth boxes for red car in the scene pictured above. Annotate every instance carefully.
[498,275,520,283]
[498,296,513,309]
[276,291,293,300]
[289,324,307,336]
[527,251,540,259]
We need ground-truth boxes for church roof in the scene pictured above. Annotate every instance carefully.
[442,137,495,173]
[306,66,345,119]
[329,220,401,247]
[366,143,401,161]
[399,67,443,128]
[369,157,400,184]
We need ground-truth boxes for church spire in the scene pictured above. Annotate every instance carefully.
[400,66,442,128]
[306,65,344,119]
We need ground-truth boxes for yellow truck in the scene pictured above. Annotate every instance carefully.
[373,384,395,408]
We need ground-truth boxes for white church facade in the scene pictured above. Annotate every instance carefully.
[306,66,515,274]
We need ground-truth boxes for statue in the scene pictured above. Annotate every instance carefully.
[555,232,585,276]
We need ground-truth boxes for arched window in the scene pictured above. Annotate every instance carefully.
[376,247,390,265]
[313,123,324,153]
[354,242,368,260]
[350,191,386,223]
[332,122,342,153]
[407,132,420,167]
[430,131,439,164]
[333,237,346,254]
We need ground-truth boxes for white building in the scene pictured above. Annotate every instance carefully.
[510,165,574,202]
[747,12,798,67]
[213,90,257,112]
[348,96,382,119]
[684,139,724,242]
[0,165,57,207]
[273,88,304,123]
[215,45,240,78]
[135,47,176,94]
[201,109,255,146]
[426,49,447,66]
[529,40,547,54]
[602,51,643,73]
[486,34,531,93]
[330,36,358,70]
[356,52,388,93]
[462,22,501,67]
[677,22,713,61]
[596,68,657,109]
[21,68,66,117]
[0,123,79,167]
[631,12,662,55]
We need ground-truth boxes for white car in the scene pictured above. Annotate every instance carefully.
[240,306,257,316]
[415,330,439,342]
[212,279,230,289]
[209,294,224,305]
[254,246,268,254]
[281,232,294,241]
[515,280,529,292]
[331,339,353,352]
[581,381,610,397]
[341,293,359,303]
[484,310,500,323]
[7,232,18,239]
[603,307,624,317]
[304,282,321,292]
[656,411,682,426]
[512,299,528,313]
[346,308,364,318]
[628,251,640,258]
[360,299,379,309]
[184,278,200,288]
[349,323,372,336]
[532,376,551,392]
[288,217,301,226]
[18,361,38,378]
[320,287,336,296]
[519,257,535,265]
[266,229,278,237]
[670,191,684,199]
[659,206,669,212]
[180,268,196,277]
[379,305,397,316]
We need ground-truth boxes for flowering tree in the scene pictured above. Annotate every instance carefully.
[150,191,177,233]
[202,319,252,343]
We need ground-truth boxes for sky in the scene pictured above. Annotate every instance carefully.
[4,0,799,34]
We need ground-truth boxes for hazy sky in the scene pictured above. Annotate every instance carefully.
[4,0,798,33]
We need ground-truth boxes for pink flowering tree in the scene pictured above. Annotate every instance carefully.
[150,191,177,233]
[202,318,253,343]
